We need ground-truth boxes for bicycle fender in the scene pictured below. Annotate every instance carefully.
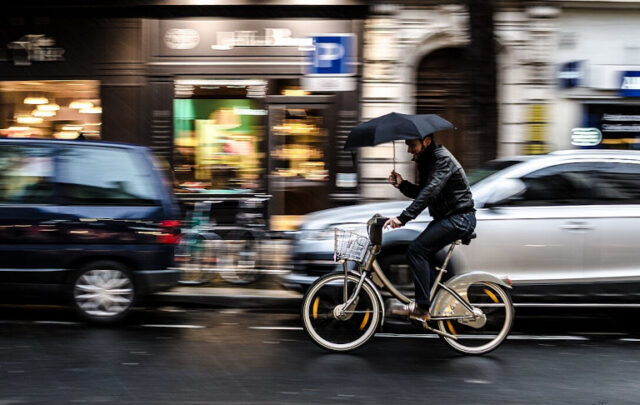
[430,271,511,317]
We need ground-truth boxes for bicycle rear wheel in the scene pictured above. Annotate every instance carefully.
[437,282,514,355]
[301,272,381,352]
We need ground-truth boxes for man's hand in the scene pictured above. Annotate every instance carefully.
[388,170,403,188]
[383,217,403,230]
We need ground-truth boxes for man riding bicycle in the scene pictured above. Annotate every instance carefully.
[384,135,476,322]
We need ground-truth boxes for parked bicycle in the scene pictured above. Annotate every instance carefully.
[175,197,275,286]
[301,214,514,355]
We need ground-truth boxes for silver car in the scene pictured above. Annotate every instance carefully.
[283,149,640,307]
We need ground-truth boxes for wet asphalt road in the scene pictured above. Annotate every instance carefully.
[1,304,639,405]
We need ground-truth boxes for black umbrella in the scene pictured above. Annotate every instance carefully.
[344,112,454,169]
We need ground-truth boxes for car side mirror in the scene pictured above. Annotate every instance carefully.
[483,178,526,208]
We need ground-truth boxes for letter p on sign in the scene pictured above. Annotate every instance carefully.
[307,35,355,76]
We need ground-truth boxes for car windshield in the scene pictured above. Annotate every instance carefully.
[467,159,524,186]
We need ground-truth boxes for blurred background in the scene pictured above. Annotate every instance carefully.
[4,0,639,231]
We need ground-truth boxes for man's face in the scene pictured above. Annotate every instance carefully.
[405,138,431,159]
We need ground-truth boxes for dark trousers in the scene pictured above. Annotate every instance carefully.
[406,212,476,309]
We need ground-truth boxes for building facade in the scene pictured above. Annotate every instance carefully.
[0,2,367,230]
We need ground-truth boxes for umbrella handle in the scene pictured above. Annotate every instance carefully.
[393,140,396,172]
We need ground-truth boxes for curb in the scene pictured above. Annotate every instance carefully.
[154,287,302,310]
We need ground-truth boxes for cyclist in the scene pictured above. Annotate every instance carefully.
[384,135,476,321]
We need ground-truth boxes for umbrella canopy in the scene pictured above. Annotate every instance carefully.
[344,112,454,150]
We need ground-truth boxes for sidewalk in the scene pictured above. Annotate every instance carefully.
[154,285,302,310]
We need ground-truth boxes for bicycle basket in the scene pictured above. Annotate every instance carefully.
[333,228,370,263]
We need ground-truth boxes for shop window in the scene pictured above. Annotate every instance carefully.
[0,80,101,140]
[173,81,266,192]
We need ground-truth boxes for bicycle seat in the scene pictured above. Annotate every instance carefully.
[460,232,476,245]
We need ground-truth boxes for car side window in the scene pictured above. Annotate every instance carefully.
[57,146,160,205]
[0,145,54,204]
[587,162,640,204]
[507,163,593,206]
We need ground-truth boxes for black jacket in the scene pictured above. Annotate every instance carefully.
[397,144,474,224]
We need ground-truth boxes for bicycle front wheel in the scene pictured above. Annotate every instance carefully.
[437,282,514,355]
[302,272,381,352]
[176,233,211,286]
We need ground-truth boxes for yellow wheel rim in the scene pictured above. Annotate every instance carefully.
[360,309,370,330]
[483,288,499,303]
[312,297,319,320]
[446,320,457,335]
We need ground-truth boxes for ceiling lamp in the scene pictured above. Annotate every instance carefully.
[24,96,49,105]
[79,106,102,114]
[16,115,43,124]
[69,100,93,109]
[54,131,79,140]
[37,103,60,112]
[32,109,56,117]
[61,125,83,131]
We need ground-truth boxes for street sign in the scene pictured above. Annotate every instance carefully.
[621,71,640,97]
[307,35,355,76]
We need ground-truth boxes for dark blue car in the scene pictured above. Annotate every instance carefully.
[0,139,181,323]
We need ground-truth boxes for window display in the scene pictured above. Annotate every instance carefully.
[0,81,101,140]
[173,98,265,192]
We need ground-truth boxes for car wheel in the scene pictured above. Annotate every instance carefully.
[70,260,135,324]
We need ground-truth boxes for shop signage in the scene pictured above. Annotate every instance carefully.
[7,34,65,66]
[620,71,640,97]
[157,20,354,57]
[571,128,602,147]
[558,60,583,88]
[164,29,200,50]
[211,28,313,50]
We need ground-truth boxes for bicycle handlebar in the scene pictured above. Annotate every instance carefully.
[367,214,388,246]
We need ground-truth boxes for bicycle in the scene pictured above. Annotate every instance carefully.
[175,197,274,286]
[301,214,514,355]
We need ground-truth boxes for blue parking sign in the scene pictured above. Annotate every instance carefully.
[307,35,355,76]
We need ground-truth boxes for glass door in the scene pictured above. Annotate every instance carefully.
[268,103,332,230]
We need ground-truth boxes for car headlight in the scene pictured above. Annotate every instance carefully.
[304,223,367,241]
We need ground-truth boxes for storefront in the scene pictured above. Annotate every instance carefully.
[0,16,146,145]
[144,17,363,230]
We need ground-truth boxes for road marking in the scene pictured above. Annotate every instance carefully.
[34,321,80,326]
[250,326,304,331]
[620,338,640,342]
[251,327,594,341]
[375,333,590,341]
[376,333,438,339]
[140,324,205,329]
[464,379,492,384]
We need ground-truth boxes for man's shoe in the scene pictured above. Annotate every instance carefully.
[409,306,431,322]
[390,301,431,321]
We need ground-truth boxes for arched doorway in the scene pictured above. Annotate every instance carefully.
[415,47,470,167]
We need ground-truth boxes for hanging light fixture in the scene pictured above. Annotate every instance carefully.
[53,131,79,139]
[16,115,43,124]
[79,106,102,114]
[69,100,93,109]
[24,96,49,105]
[61,125,83,131]
[37,103,60,112]
[32,109,56,118]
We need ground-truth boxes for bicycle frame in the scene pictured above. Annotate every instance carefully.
[337,236,511,339]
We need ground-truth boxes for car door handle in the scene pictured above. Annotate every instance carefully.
[561,222,593,231]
